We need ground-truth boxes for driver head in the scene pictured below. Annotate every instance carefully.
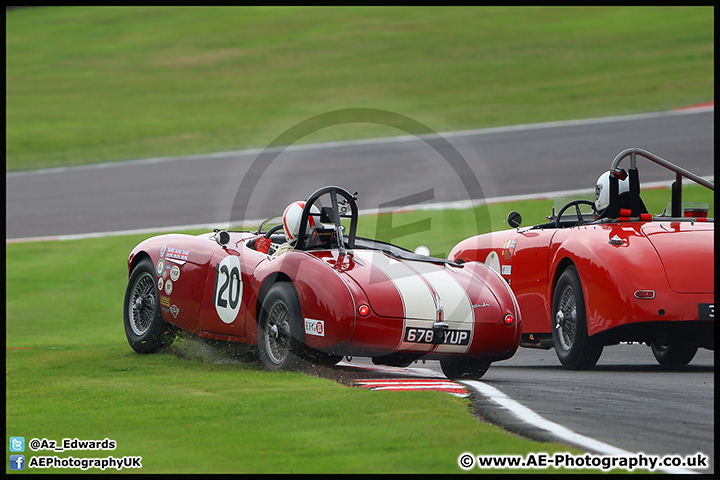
[282,201,321,243]
[595,171,629,211]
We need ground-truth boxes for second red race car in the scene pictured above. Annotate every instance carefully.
[124,186,522,379]
[449,148,714,369]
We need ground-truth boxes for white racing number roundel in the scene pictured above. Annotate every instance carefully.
[214,255,243,324]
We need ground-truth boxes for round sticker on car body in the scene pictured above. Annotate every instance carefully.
[170,265,181,282]
[214,255,243,324]
[156,258,165,277]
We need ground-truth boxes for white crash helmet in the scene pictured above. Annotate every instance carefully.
[282,201,321,243]
[594,171,629,211]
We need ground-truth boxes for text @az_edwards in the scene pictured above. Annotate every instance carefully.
[9,436,142,472]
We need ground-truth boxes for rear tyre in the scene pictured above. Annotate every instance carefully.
[551,266,603,369]
[124,257,176,353]
[650,341,698,367]
[440,357,491,380]
[302,348,343,366]
[372,352,419,368]
[257,282,306,371]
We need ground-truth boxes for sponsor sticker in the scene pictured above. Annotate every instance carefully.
[170,265,180,282]
[304,319,325,337]
[156,258,165,277]
[164,279,173,296]
[165,247,190,262]
[502,239,516,259]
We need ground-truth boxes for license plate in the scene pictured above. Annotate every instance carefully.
[404,327,470,345]
[698,303,714,320]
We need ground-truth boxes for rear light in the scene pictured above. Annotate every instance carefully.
[634,290,655,299]
[684,209,708,218]
[504,314,515,326]
[358,304,370,316]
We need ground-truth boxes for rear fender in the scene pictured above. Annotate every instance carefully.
[254,251,356,351]
[461,261,522,359]
[550,224,671,337]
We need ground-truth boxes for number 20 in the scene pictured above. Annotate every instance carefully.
[214,256,242,324]
[216,263,240,309]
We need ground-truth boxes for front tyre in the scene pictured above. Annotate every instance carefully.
[257,282,306,371]
[124,257,176,353]
[440,356,491,380]
[650,341,698,367]
[551,266,603,369]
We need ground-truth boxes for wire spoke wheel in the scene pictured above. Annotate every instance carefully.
[258,282,306,371]
[555,285,577,351]
[551,265,602,369]
[129,272,157,336]
[123,258,176,353]
[264,299,292,366]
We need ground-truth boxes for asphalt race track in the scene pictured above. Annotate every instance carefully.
[6,107,714,240]
[6,107,715,473]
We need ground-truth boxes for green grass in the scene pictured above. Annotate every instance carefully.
[6,226,602,474]
[8,346,591,474]
[6,6,713,171]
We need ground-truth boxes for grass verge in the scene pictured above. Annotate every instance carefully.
[8,344,597,473]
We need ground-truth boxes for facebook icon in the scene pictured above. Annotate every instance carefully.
[10,455,25,470]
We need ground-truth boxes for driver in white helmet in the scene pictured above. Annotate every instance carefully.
[272,201,323,256]
[594,170,629,216]
[594,170,647,219]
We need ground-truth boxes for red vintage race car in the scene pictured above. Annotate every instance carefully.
[124,186,521,379]
[450,148,714,369]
